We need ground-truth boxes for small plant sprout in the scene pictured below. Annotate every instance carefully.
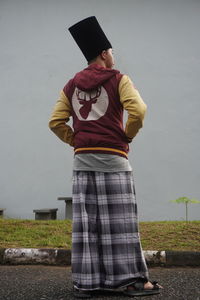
[170,196,200,222]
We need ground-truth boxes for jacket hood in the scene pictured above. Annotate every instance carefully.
[73,64,120,91]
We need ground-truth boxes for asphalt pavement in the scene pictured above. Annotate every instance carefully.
[0,265,200,300]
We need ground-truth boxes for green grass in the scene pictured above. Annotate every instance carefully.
[0,219,72,249]
[139,221,200,251]
[0,219,200,251]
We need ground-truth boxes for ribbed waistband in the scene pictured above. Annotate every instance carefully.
[74,147,128,159]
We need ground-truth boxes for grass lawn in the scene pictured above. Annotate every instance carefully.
[0,219,199,251]
[139,221,200,251]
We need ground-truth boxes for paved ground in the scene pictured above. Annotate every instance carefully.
[0,265,199,300]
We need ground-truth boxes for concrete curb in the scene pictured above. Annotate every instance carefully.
[0,248,71,266]
[0,248,200,267]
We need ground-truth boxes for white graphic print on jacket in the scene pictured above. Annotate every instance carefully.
[72,86,109,121]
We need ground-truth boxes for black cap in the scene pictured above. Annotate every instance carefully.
[68,16,112,62]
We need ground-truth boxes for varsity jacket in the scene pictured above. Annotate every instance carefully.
[49,64,147,158]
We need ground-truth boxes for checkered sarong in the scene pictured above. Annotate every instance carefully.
[72,171,149,290]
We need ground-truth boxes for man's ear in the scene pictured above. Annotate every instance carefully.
[100,50,107,60]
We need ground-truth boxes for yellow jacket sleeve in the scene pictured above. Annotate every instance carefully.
[49,90,74,147]
[119,75,147,141]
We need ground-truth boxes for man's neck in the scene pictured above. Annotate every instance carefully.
[89,58,106,68]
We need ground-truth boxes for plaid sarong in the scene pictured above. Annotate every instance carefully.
[72,171,149,290]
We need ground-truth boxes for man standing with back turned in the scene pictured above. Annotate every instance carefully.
[49,16,162,299]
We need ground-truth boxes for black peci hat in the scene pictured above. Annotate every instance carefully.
[68,16,112,62]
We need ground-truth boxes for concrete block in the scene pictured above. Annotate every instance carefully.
[144,250,166,266]
[166,251,200,266]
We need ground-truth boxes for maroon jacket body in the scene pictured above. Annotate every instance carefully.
[63,64,129,158]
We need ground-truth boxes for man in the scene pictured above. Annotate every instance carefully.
[49,16,161,298]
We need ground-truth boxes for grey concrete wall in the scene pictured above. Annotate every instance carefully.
[0,0,199,220]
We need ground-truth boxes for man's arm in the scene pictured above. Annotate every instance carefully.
[119,75,147,142]
[49,90,74,146]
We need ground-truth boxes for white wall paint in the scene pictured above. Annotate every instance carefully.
[0,0,199,220]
